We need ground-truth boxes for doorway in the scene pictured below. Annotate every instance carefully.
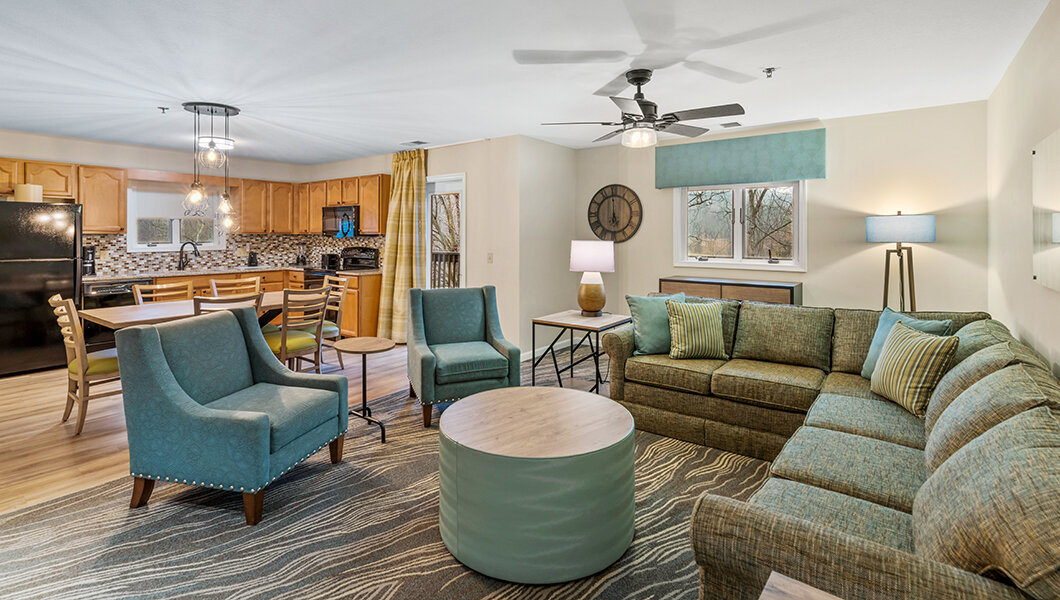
[425,174,466,289]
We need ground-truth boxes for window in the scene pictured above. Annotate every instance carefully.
[126,182,227,252]
[674,180,806,271]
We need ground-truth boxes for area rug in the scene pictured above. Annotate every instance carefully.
[0,352,768,600]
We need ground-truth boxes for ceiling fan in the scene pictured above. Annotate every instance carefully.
[542,68,744,147]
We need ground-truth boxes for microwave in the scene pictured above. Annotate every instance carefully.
[322,205,358,237]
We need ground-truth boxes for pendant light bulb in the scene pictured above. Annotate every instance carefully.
[185,181,205,204]
[197,141,227,169]
[218,192,233,214]
[222,214,235,229]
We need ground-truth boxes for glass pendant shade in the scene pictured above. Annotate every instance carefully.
[185,181,205,205]
[622,126,657,149]
[217,192,233,215]
[197,142,227,169]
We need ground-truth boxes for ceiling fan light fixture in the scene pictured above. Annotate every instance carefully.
[622,126,657,149]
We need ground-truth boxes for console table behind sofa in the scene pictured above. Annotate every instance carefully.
[659,276,802,305]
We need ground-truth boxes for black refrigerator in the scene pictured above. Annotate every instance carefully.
[0,201,82,377]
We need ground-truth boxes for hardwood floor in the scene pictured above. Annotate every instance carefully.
[0,345,410,515]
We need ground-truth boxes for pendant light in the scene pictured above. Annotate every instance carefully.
[182,102,241,230]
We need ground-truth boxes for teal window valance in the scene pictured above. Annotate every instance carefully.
[655,128,826,188]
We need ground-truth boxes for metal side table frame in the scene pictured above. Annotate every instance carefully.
[530,310,631,393]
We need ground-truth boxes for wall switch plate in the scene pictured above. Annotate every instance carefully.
[487,252,493,264]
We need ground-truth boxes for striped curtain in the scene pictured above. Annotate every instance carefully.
[377,149,427,343]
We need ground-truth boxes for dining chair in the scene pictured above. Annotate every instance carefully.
[48,294,122,435]
[262,288,330,373]
[318,275,349,368]
[211,277,262,297]
[133,281,194,304]
[194,292,264,315]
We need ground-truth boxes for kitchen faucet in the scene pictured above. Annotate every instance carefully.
[178,241,200,271]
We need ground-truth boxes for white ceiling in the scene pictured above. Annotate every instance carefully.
[0,0,1047,164]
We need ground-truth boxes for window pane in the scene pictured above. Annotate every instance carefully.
[743,186,793,260]
[180,218,215,244]
[137,218,171,244]
[687,189,734,258]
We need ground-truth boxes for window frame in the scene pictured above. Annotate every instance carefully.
[126,190,227,253]
[673,179,807,272]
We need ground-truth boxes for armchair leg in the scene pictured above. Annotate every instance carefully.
[329,436,344,463]
[409,382,416,399]
[243,490,264,526]
[130,477,155,508]
[422,404,432,428]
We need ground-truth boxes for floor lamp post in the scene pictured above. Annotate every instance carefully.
[866,212,936,312]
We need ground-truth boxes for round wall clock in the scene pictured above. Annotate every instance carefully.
[588,184,642,243]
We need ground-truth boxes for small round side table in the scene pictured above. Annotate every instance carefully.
[333,336,395,443]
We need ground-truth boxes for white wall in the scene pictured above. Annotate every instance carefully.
[987,0,1060,371]
[574,102,990,313]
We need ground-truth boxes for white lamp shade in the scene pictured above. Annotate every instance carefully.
[865,214,936,243]
[570,240,615,273]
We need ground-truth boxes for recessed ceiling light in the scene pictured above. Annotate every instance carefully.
[401,140,429,147]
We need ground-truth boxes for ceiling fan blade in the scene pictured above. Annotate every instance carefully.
[594,73,630,97]
[610,96,643,117]
[665,103,746,122]
[683,60,757,84]
[658,123,709,137]
[622,0,677,44]
[541,121,622,126]
[593,129,624,143]
[698,9,845,50]
[512,49,629,64]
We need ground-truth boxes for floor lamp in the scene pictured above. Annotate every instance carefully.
[866,212,936,312]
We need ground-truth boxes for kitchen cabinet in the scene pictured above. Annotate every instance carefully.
[241,180,269,234]
[154,273,238,298]
[341,177,359,205]
[268,182,294,234]
[358,174,391,235]
[308,180,326,233]
[22,160,78,198]
[294,183,310,234]
[78,166,127,234]
[338,273,381,337]
[285,269,305,290]
[0,157,19,194]
[326,179,343,207]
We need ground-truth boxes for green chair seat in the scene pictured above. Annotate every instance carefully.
[264,321,340,338]
[204,382,340,451]
[432,341,509,384]
[261,323,279,333]
[68,347,119,376]
[263,330,319,354]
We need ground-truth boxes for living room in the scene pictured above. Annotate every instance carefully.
[0,1,1057,599]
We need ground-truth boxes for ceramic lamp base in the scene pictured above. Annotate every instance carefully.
[577,272,606,317]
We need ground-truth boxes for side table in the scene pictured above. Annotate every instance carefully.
[332,336,395,443]
[531,310,631,393]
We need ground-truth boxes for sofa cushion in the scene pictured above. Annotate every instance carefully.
[926,341,1052,436]
[206,382,340,451]
[625,355,725,396]
[805,393,926,449]
[666,299,726,359]
[771,426,926,512]
[750,478,914,552]
[951,318,1016,366]
[627,292,685,355]
[431,341,509,384]
[861,308,953,379]
[870,322,959,417]
[155,311,254,404]
[731,302,834,371]
[712,359,825,412]
[819,371,882,400]
[422,287,487,345]
[914,407,1060,600]
[682,296,741,359]
[925,365,1060,473]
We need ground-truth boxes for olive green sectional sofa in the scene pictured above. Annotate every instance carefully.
[602,299,1060,600]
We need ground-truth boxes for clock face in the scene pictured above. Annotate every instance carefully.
[588,184,642,242]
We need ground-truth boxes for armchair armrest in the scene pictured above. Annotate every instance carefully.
[482,285,521,385]
[407,289,437,403]
[691,493,1023,600]
[602,324,634,401]
[115,325,271,492]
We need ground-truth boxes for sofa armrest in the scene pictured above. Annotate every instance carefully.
[691,493,1024,600]
[602,324,635,401]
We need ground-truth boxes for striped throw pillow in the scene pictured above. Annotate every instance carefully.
[666,300,726,360]
[870,321,959,417]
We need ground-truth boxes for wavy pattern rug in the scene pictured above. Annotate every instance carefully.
[0,353,768,600]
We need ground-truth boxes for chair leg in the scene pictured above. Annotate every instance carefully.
[335,346,344,369]
[62,379,76,422]
[74,378,89,435]
[409,382,416,399]
[130,477,155,508]
[243,490,264,526]
[329,436,344,463]
[422,404,432,428]
[315,350,322,374]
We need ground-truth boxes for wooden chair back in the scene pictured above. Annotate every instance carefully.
[194,292,264,315]
[321,275,348,326]
[211,277,261,297]
[280,288,330,336]
[133,281,193,304]
[48,294,87,375]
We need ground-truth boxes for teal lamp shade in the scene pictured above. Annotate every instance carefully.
[865,214,936,243]
[1053,213,1060,243]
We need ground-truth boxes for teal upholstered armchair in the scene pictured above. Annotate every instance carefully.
[114,307,348,525]
[408,286,520,427]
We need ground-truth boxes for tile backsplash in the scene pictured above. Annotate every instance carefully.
[84,233,386,274]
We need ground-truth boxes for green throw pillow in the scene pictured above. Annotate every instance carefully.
[870,321,959,417]
[666,300,726,359]
[861,307,952,378]
[626,293,685,355]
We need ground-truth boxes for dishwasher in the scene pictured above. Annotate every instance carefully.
[81,278,153,352]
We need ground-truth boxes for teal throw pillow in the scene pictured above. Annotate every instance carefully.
[861,307,953,378]
[627,293,685,355]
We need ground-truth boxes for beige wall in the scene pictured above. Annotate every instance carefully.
[987,0,1060,370]
[574,102,990,314]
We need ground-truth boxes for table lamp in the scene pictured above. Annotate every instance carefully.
[865,211,935,311]
[570,240,614,317]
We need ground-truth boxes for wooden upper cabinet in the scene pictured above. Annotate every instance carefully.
[0,157,19,194]
[23,161,77,198]
[326,179,343,206]
[78,166,127,234]
[294,182,310,234]
[308,180,326,234]
[341,177,359,205]
[268,182,294,234]
[241,179,269,234]
[358,174,391,235]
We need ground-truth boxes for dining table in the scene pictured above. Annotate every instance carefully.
[78,291,288,329]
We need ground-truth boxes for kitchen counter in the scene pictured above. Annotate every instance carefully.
[84,266,382,282]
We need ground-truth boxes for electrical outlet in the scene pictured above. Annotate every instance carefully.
[487,252,493,264]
